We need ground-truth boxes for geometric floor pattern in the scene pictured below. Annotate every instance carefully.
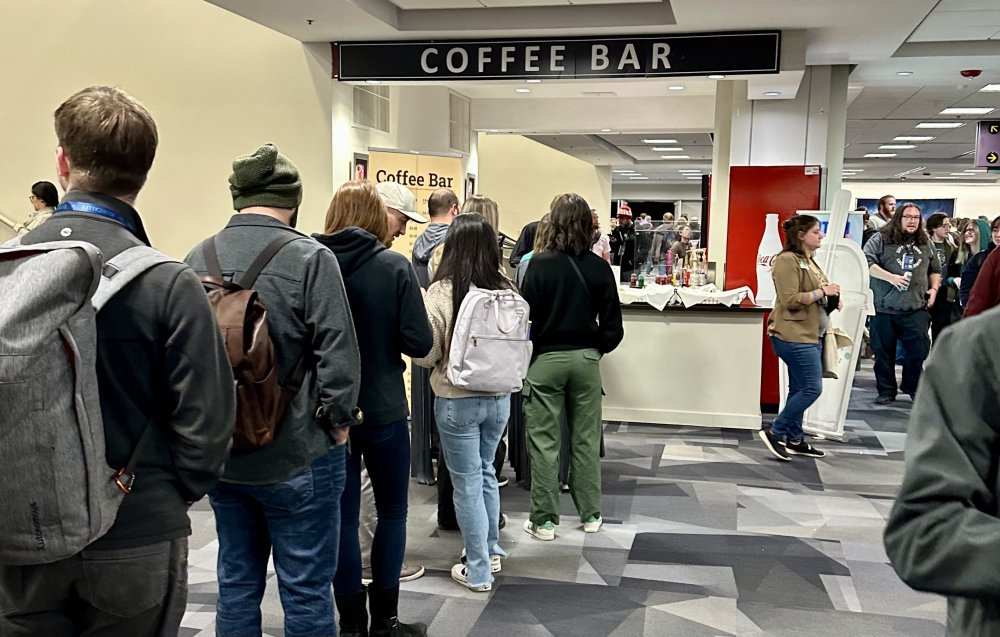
[181,362,945,636]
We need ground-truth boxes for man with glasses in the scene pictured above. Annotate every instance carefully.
[864,203,942,405]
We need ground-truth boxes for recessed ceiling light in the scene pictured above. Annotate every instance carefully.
[686,176,703,180]
[653,147,684,151]
[940,107,996,116]
[487,129,499,133]
[764,91,781,97]
[629,176,650,180]
[880,144,916,150]
[601,128,613,132]
[980,84,1000,92]
[678,169,701,173]
[916,122,965,129]
[642,139,678,144]
[668,85,685,91]
[526,79,542,84]
[613,171,637,174]
[935,176,961,180]
[659,155,691,160]
[864,153,898,158]
[950,172,977,176]
[894,136,935,141]
[965,169,987,173]
[708,75,726,80]
[365,80,382,85]
[409,150,420,154]
[896,71,914,77]
[515,88,531,94]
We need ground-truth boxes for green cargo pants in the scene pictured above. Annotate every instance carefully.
[523,348,603,526]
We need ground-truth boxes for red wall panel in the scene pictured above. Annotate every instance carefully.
[724,166,822,406]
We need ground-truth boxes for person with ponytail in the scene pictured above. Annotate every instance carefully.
[758,215,841,461]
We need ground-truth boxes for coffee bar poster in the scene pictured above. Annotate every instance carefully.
[368,150,463,258]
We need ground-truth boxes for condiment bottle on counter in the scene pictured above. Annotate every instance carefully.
[637,273,645,288]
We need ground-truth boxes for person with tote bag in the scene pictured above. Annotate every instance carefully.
[759,215,842,462]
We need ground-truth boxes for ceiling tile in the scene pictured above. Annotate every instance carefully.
[935,0,1000,10]
[909,24,1000,42]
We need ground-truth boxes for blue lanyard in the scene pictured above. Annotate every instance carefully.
[55,201,136,234]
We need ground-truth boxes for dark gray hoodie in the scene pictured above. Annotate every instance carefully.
[412,222,450,288]
[313,227,432,426]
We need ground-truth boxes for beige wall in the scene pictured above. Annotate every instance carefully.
[847,182,1000,219]
[477,134,613,239]
[0,0,334,258]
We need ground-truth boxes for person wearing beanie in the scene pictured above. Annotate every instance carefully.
[184,143,362,637]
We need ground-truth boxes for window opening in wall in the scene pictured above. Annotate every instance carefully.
[354,84,390,133]
[450,92,471,154]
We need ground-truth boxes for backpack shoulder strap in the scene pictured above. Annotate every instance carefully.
[238,234,303,289]
[201,236,224,281]
[93,245,176,311]
[563,253,593,305]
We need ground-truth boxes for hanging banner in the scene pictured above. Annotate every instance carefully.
[335,31,781,81]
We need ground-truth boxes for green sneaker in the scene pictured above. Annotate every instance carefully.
[583,515,603,533]
[523,519,555,541]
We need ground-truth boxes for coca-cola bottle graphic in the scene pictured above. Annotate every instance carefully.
[755,213,783,307]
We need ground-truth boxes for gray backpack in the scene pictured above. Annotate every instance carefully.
[0,239,174,565]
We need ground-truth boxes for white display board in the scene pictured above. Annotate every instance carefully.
[777,191,874,442]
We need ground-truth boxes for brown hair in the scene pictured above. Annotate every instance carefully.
[54,86,158,197]
[882,202,929,246]
[877,194,896,215]
[461,195,499,233]
[781,215,820,256]
[544,194,594,256]
[324,180,390,245]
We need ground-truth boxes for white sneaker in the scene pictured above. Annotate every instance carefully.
[450,564,492,592]
[583,515,603,533]
[461,548,502,573]
[523,519,555,541]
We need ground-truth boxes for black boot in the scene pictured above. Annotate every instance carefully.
[368,586,426,637]
[336,589,369,637]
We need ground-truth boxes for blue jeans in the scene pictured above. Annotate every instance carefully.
[211,445,346,637]
[334,420,411,594]
[434,395,510,587]
[769,337,823,443]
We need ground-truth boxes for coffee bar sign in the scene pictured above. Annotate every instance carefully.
[335,31,781,81]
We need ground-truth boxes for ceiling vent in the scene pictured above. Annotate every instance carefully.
[353,84,390,133]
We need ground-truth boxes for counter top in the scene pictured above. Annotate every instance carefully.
[620,300,769,314]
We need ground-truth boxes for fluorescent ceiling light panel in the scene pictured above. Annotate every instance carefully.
[894,136,934,141]
[654,147,684,152]
[678,169,701,173]
[896,71,913,76]
[879,144,916,149]
[526,79,542,84]
[708,74,726,80]
[661,155,692,159]
[950,172,977,176]
[916,122,965,129]
[642,139,677,144]
[686,176,703,180]
[939,107,995,116]
[764,91,781,97]
[980,84,1000,92]
[613,170,637,173]
[935,176,961,179]
[668,85,685,91]
[601,128,612,132]
[965,169,987,173]
[864,153,898,158]
[515,88,531,94]
[629,177,649,180]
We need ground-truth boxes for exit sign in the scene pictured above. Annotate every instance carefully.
[976,121,1000,167]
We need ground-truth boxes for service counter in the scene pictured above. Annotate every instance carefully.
[601,301,768,430]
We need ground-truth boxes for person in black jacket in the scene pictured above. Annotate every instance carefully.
[611,210,637,281]
[521,193,624,541]
[315,180,433,637]
[1,86,236,637]
[510,220,539,267]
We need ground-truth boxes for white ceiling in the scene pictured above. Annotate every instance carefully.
[204,0,1000,185]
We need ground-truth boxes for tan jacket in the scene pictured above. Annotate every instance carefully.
[768,251,828,344]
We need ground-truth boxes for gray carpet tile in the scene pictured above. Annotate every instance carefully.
[180,362,944,635]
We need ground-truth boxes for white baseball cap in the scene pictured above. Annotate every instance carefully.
[376,181,428,224]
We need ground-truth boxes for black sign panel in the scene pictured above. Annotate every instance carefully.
[335,31,781,81]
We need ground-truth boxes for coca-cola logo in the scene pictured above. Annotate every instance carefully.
[756,253,778,268]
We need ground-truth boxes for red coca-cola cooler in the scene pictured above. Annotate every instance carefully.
[724,166,822,408]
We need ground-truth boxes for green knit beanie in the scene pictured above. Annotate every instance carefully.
[229,143,302,210]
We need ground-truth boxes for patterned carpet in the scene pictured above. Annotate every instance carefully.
[180,362,944,636]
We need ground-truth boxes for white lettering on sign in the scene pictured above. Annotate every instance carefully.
[446,48,469,73]
[421,48,439,73]
[524,45,540,72]
[592,44,609,71]
[477,47,492,73]
[550,45,566,72]
[652,43,671,70]
[500,46,516,73]
[618,43,640,71]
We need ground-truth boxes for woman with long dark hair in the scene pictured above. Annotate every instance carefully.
[520,194,623,541]
[313,180,433,637]
[758,215,840,461]
[413,213,514,593]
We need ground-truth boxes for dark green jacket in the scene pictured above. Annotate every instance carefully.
[884,306,1000,635]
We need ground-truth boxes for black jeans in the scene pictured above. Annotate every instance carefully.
[0,538,188,637]
[870,310,931,398]
[929,300,961,345]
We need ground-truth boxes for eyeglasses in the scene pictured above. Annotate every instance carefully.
[901,215,921,221]
[28,195,38,202]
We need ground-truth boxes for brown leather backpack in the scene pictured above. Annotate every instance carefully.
[200,234,305,450]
